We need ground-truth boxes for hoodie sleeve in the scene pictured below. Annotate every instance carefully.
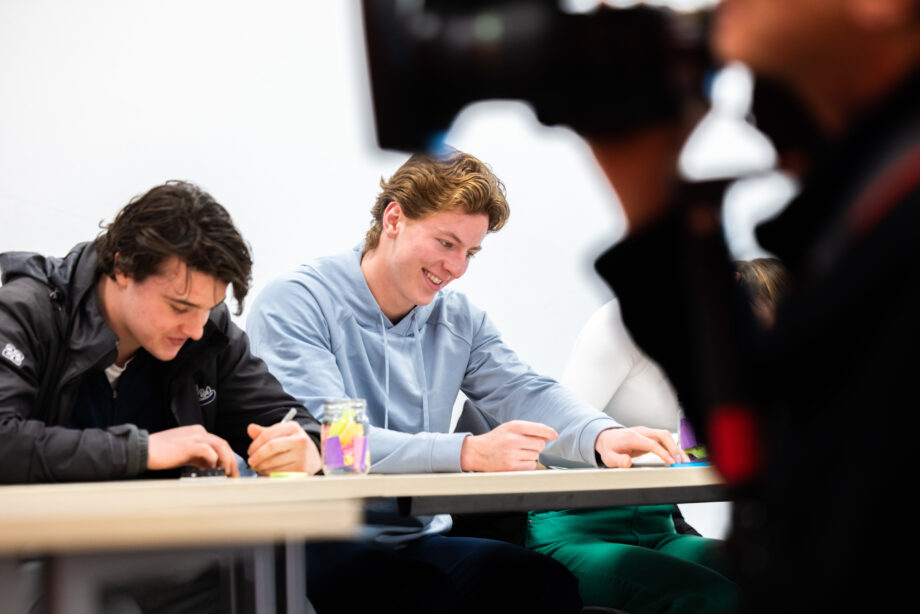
[247,274,468,473]
[0,277,147,483]
[460,305,623,467]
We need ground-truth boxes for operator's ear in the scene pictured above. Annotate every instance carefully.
[112,253,131,288]
[382,201,404,238]
[848,0,919,29]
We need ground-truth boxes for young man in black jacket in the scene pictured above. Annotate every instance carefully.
[0,180,322,483]
[584,0,920,611]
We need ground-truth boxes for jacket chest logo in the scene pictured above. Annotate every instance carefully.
[2,343,24,367]
[196,385,217,406]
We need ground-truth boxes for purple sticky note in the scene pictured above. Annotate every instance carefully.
[679,418,697,449]
[352,435,367,472]
[323,436,345,471]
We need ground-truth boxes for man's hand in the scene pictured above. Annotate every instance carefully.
[147,425,240,477]
[460,420,558,472]
[246,421,322,476]
[595,426,690,468]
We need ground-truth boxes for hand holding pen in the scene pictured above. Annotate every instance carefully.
[246,408,323,476]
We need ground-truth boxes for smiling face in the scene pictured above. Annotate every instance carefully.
[362,202,489,322]
[103,257,228,364]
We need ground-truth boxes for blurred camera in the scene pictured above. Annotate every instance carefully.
[361,0,713,152]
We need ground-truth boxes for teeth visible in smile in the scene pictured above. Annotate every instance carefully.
[425,271,443,285]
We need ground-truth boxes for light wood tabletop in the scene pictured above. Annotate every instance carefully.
[0,465,725,553]
[0,478,360,554]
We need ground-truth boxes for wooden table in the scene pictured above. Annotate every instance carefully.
[0,465,725,614]
[242,464,727,513]
[0,478,360,554]
[0,479,360,614]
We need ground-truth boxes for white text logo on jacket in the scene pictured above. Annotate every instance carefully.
[2,343,24,367]
[196,385,217,405]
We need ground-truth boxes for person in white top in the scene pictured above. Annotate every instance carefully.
[528,258,789,612]
[526,296,737,613]
[560,298,680,431]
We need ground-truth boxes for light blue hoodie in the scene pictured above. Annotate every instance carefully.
[246,244,622,539]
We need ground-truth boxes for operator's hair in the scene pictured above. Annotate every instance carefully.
[94,180,253,314]
[364,147,510,253]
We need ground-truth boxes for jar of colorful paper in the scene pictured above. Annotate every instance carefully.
[321,399,371,474]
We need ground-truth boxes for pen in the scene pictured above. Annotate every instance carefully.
[280,407,297,423]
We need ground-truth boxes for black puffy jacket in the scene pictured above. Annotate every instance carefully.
[0,242,320,483]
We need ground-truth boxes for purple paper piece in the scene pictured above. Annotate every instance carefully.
[323,436,346,470]
[679,418,697,449]
[352,435,367,472]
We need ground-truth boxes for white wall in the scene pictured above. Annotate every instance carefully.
[0,0,622,380]
[1,0,794,538]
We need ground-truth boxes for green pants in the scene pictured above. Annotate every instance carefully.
[527,506,738,614]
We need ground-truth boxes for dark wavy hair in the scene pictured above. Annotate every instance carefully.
[94,181,253,314]
[364,148,510,253]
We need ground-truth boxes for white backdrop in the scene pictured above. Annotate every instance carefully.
[0,0,623,378]
[1,0,793,538]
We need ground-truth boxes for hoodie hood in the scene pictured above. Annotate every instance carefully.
[323,243,437,431]
[328,243,438,337]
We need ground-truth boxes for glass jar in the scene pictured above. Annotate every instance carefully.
[321,399,371,474]
[677,407,707,462]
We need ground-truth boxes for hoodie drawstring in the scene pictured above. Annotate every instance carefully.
[378,311,431,433]
[411,312,431,432]
[378,313,391,430]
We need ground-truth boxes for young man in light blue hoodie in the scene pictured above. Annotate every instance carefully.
[247,148,686,612]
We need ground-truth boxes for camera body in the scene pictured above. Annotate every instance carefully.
[361,0,712,152]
